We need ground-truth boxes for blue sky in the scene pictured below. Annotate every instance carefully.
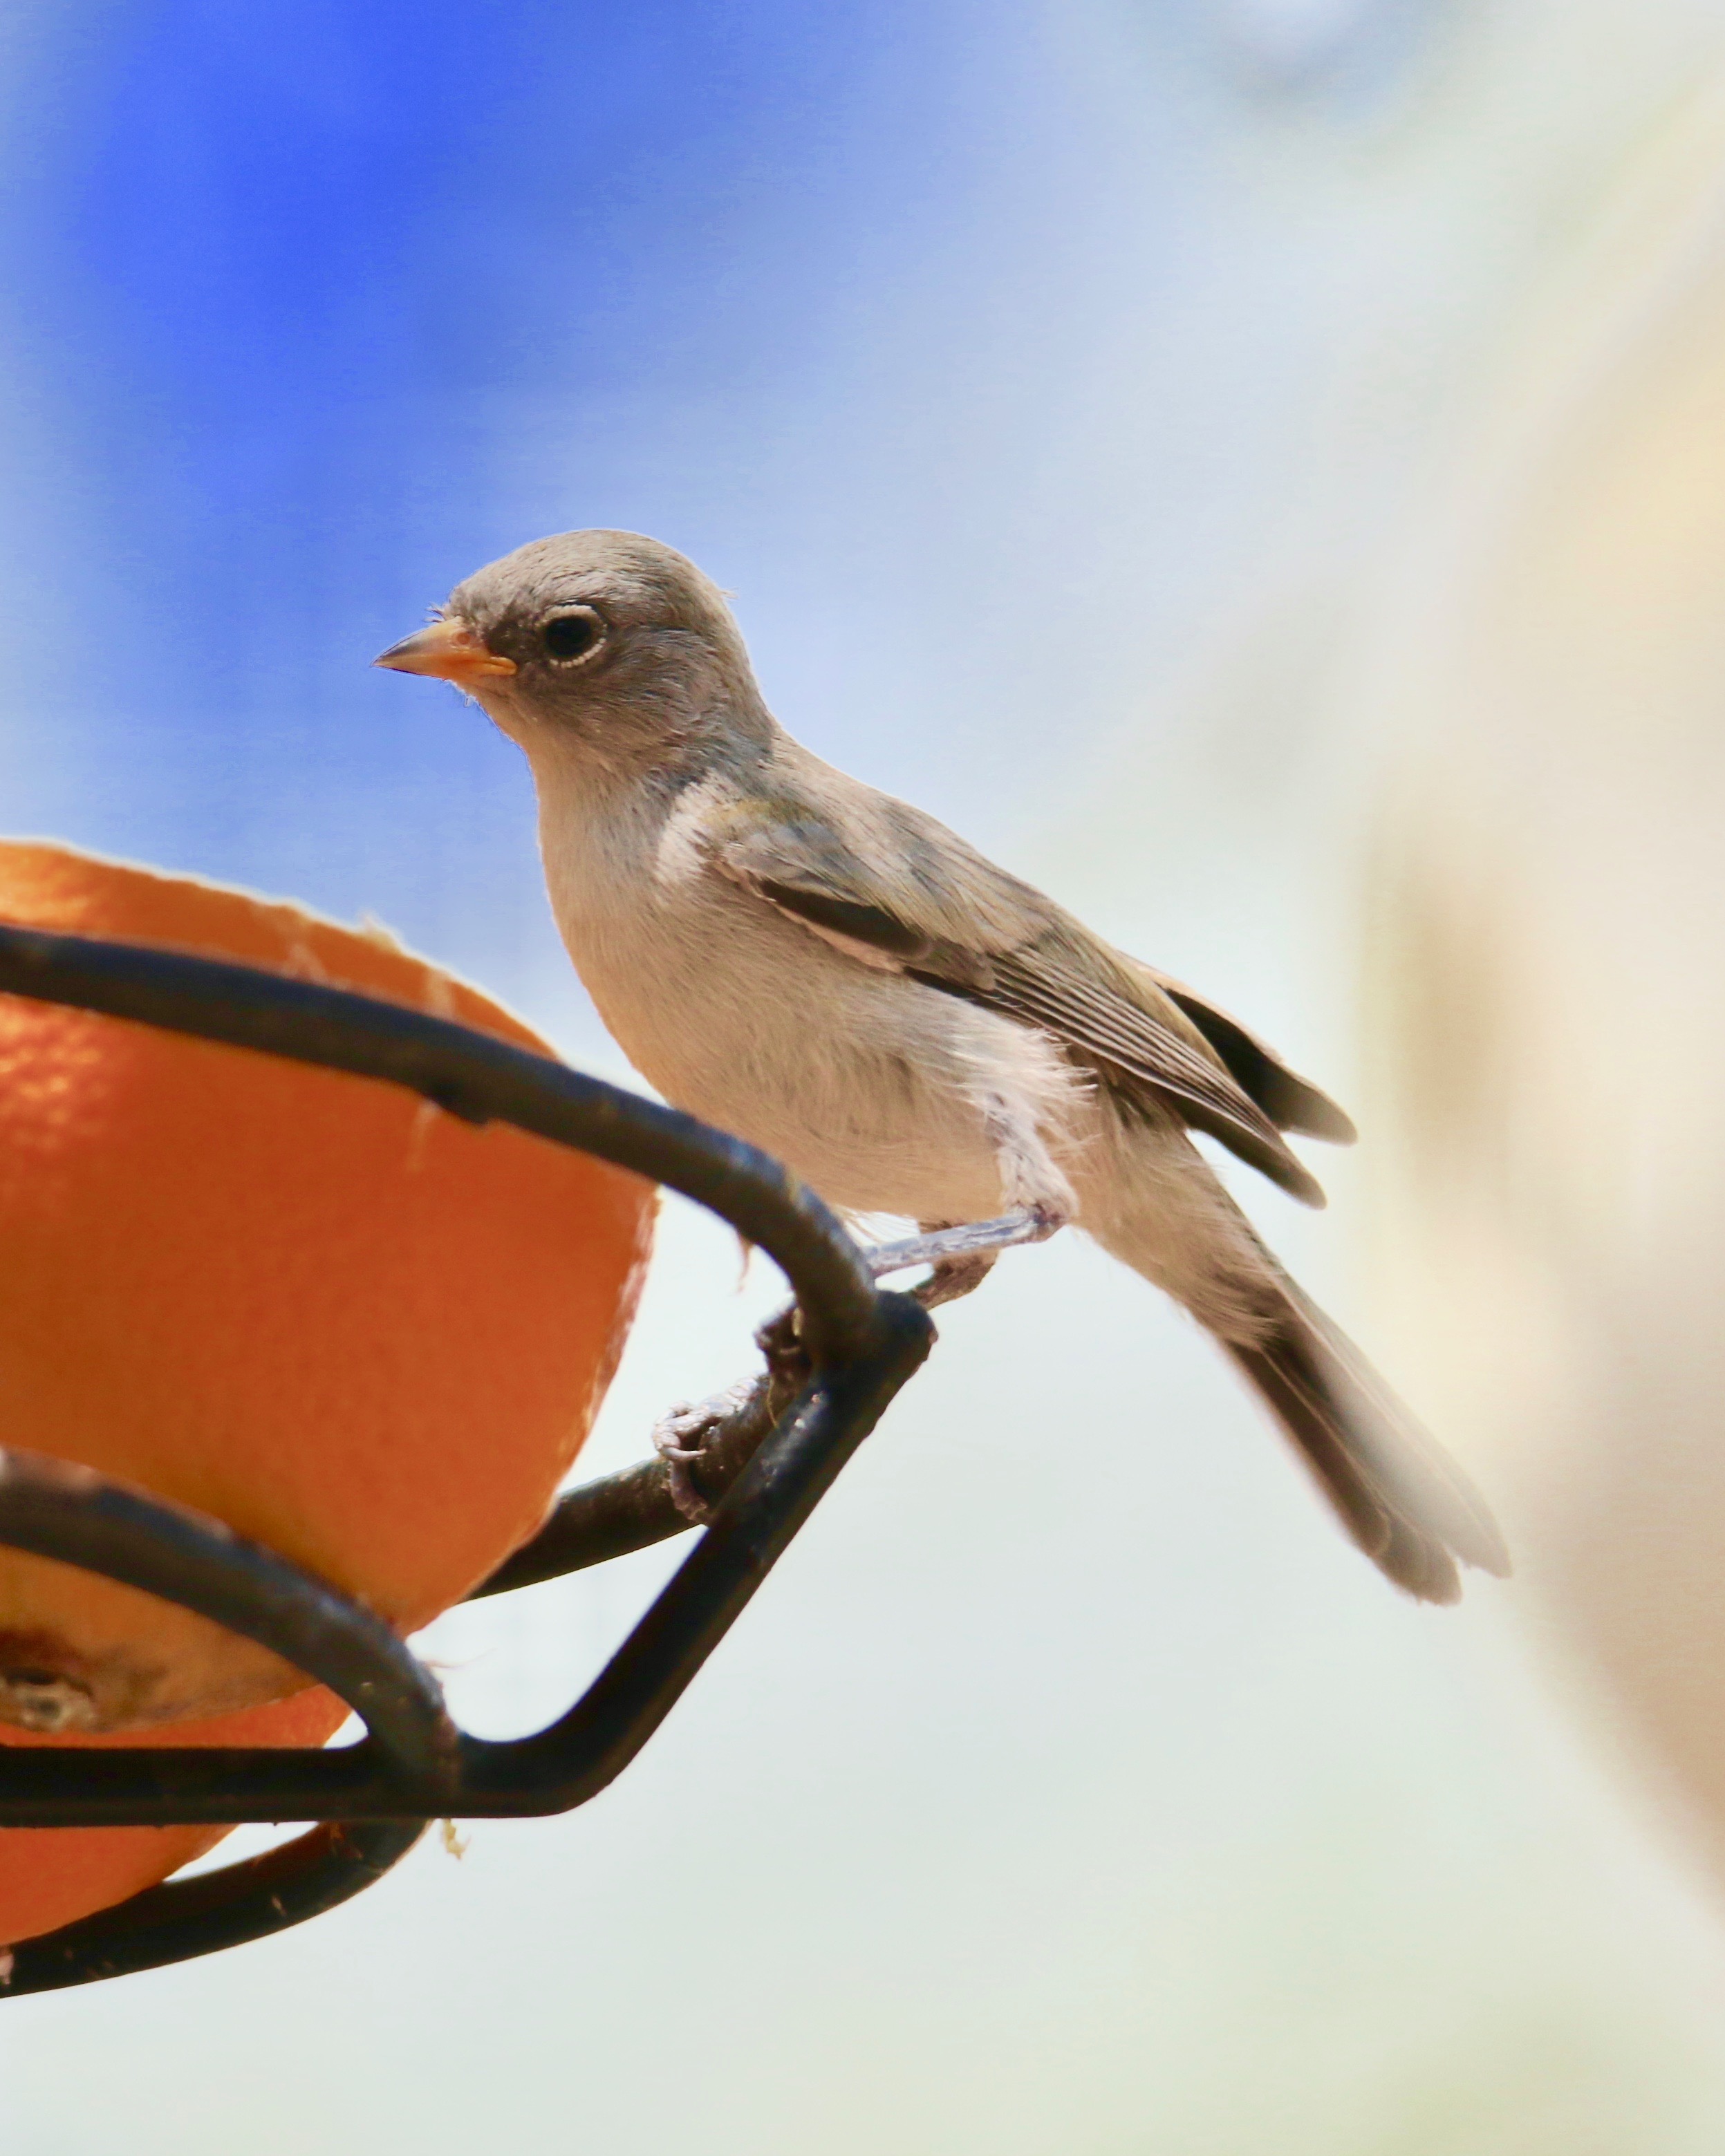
[0,0,1315,1037]
[0,1,1023,988]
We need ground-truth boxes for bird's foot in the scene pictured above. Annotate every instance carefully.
[648,1307,815,1524]
[911,1249,997,1311]
[651,1380,757,1525]
[861,1205,1065,1309]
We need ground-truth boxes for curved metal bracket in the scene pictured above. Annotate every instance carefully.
[0,924,934,1994]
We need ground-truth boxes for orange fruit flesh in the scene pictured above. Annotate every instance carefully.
[0,840,657,1940]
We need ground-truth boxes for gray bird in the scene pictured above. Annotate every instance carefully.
[377,529,1508,1602]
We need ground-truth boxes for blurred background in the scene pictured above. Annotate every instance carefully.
[4,1,1725,2148]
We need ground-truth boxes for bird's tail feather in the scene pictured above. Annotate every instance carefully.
[1222,1279,1509,1603]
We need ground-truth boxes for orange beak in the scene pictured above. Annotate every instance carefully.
[373,619,517,683]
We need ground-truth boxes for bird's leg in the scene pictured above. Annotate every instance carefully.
[866,1221,1002,1311]
[862,1086,1078,1302]
[863,1208,1058,1277]
[864,1206,1067,1311]
[863,1089,1074,1308]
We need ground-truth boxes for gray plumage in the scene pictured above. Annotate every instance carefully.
[377,529,1509,1603]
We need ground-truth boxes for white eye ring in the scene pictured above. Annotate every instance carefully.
[541,607,607,665]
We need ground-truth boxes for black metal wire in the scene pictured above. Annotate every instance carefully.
[0,1315,927,1829]
[0,1450,456,1781]
[1,1822,427,2000]
[468,1457,680,1593]
[0,924,934,1993]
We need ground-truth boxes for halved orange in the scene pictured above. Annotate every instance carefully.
[0,840,655,1941]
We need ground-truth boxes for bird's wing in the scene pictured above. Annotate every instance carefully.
[709,787,1326,1206]
[971,942,1327,1206]
[1126,962,1357,1145]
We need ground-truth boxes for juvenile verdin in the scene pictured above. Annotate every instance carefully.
[378,529,1507,1602]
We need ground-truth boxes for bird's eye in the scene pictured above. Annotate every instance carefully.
[541,608,605,664]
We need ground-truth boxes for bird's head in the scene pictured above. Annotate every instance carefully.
[375,530,771,779]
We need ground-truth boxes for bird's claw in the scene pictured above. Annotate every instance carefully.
[651,1382,755,1524]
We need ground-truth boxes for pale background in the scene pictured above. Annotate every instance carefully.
[5,2,1725,2148]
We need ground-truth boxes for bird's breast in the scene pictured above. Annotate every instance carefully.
[536,803,1011,1219]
